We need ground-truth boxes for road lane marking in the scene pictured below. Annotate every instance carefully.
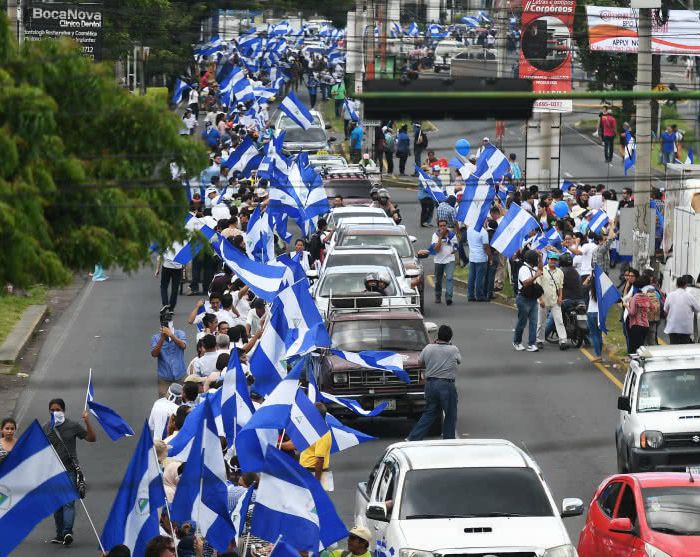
[580,348,624,390]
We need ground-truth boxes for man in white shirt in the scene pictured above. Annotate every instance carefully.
[192,334,220,377]
[664,276,700,344]
[430,219,459,305]
[466,223,491,302]
[246,298,269,336]
[148,383,181,441]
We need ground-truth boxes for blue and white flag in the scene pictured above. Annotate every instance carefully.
[406,21,420,36]
[593,264,621,333]
[456,145,508,229]
[329,350,409,383]
[221,348,255,448]
[343,98,360,122]
[490,203,540,258]
[166,400,205,461]
[270,539,302,557]
[326,414,375,453]
[246,206,276,263]
[319,390,387,417]
[473,143,510,184]
[222,136,262,176]
[0,421,79,557]
[686,147,695,164]
[232,73,256,104]
[215,237,291,302]
[171,398,236,552]
[168,214,218,266]
[428,23,448,39]
[194,35,224,58]
[280,91,314,130]
[171,78,190,105]
[86,372,135,441]
[588,209,609,234]
[231,484,254,537]
[328,51,345,67]
[255,86,277,104]
[560,179,575,192]
[532,227,561,250]
[623,131,636,176]
[236,363,328,472]
[416,165,446,203]
[461,15,480,27]
[390,22,402,38]
[101,422,166,557]
[250,447,348,552]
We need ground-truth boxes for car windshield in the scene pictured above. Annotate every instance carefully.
[332,319,427,352]
[341,234,413,257]
[642,486,700,535]
[324,180,372,198]
[326,253,402,278]
[636,369,700,412]
[280,115,326,143]
[318,272,396,297]
[399,468,554,519]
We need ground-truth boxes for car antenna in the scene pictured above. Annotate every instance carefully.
[690,468,695,483]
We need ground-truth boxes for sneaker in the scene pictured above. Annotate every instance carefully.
[513,342,525,351]
[526,345,539,352]
[446,299,453,306]
[49,537,63,545]
[536,341,544,349]
[63,534,74,546]
[559,342,570,351]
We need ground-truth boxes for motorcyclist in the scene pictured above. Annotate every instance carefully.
[363,273,388,296]
[376,271,394,295]
[545,251,585,341]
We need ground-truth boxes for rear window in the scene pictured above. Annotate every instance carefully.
[340,234,413,257]
[324,180,372,198]
[326,252,401,278]
[332,319,428,352]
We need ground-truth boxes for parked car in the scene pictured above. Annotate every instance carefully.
[274,109,334,154]
[354,439,583,557]
[578,472,700,557]
[319,301,434,418]
[333,224,424,310]
[616,345,700,473]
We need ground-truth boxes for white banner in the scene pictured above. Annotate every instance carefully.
[586,7,700,54]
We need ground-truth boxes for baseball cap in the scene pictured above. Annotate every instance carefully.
[184,374,206,384]
[349,526,372,544]
[167,383,183,401]
[548,251,560,259]
[482,136,489,142]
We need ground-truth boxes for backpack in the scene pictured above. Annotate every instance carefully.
[384,132,395,152]
[646,291,661,322]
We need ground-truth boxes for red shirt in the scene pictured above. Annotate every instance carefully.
[601,114,617,137]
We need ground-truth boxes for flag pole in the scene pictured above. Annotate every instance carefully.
[79,499,106,555]
[151,443,179,557]
[84,368,92,413]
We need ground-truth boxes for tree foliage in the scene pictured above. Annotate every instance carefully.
[0,14,208,288]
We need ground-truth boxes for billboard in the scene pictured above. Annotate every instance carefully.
[518,0,577,113]
[586,7,700,53]
[24,2,103,60]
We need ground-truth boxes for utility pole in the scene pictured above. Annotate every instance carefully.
[7,0,23,43]
[495,0,508,79]
[633,7,653,270]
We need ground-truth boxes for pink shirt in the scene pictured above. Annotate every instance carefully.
[628,292,651,328]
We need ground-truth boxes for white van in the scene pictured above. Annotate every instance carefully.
[616,344,700,473]
[433,40,467,72]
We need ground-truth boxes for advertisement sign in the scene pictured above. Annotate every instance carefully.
[24,2,103,60]
[586,7,700,54]
[518,0,577,113]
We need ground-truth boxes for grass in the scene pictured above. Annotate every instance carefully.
[0,286,48,345]
[603,307,628,362]
[453,263,514,299]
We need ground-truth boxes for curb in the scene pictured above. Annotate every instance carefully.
[0,305,48,371]
[453,277,514,306]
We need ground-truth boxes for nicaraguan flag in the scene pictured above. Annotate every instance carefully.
[473,144,510,184]
[456,145,508,229]
[406,21,420,36]
[171,78,190,105]
[101,422,166,556]
[194,35,224,58]
[390,22,402,38]
[236,364,328,472]
[532,227,562,250]
[328,51,345,67]
[461,15,479,28]
[623,131,636,176]
[0,421,79,557]
[560,179,575,192]
[326,414,375,453]
[245,205,276,263]
[168,214,218,266]
[490,203,539,258]
[428,23,448,39]
[588,209,610,234]
[221,348,255,448]
[171,398,236,551]
[329,349,409,383]
[593,264,621,333]
[232,73,256,104]
[686,147,695,164]
[86,372,135,441]
[343,98,360,122]
[416,165,446,203]
[215,236,292,302]
[222,136,263,176]
[280,91,314,130]
[250,447,348,551]
[320,391,388,417]
[231,484,254,537]
[270,539,302,557]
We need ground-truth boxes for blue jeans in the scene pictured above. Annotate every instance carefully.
[54,471,76,537]
[408,379,458,440]
[485,259,498,299]
[434,261,455,302]
[587,312,603,357]
[661,150,674,164]
[514,295,538,346]
[468,261,487,300]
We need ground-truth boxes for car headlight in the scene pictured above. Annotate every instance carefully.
[543,545,577,557]
[399,550,435,557]
[645,543,672,557]
[641,430,664,449]
[332,372,348,385]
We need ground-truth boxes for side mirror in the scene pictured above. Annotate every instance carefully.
[409,235,417,243]
[366,502,388,522]
[328,136,337,143]
[561,498,584,518]
[617,396,631,412]
[405,268,421,278]
[416,249,430,259]
[609,517,634,534]
[425,321,438,335]
[306,270,319,280]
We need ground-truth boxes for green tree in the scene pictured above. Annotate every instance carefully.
[0,14,208,288]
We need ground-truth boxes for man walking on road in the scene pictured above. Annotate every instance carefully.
[150,322,187,396]
[466,222,491,301]
[44,399,97,546]
[664,276,700,344]
[155,251,183,311]
[430,220,459,305]
[601,107,617,164]
[407,325,461,440]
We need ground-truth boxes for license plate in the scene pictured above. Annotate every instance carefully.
[316,150,329,155]
[375,399,396,410]
[576,315,588,321]
[687,466,700,476]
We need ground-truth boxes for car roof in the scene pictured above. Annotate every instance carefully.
[633,345,700,372]
[633,472,700,488]
[331,207,387,215]
[340,224,408,236]
[386,439,534,470]
[327,246,399,257]
[320,264,397,277]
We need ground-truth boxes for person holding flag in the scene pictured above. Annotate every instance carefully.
[43,398,97,546]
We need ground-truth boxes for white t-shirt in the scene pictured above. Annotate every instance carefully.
[246,308,269,335]
[578,242,596,275]
[431,232,458,265]
[192,351,219,377]
[518,264,537,289]
[148,398,179,441]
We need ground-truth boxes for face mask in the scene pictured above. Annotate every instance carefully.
[52,411,65,427]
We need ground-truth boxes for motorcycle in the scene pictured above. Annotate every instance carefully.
[545,301,589,348]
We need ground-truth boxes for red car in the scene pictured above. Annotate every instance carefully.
[578,472,700,557]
